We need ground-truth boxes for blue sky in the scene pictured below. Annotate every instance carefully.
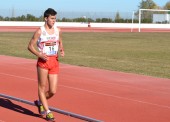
[0,0,169,12]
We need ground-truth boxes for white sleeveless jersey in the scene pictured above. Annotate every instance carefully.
[37,26,59,56]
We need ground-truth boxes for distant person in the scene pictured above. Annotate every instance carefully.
[28,8,64,121]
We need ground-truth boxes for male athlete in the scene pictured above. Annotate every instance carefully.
[28,8,64,121]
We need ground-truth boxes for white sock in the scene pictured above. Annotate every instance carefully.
[46,110,51,114]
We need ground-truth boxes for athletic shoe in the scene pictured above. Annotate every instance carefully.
[34,100,46,115]
[46,112,55,121]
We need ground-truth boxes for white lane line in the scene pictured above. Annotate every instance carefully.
[1,72,170,109]
[60,85,170,109]
[60,75,170,95]
[0,72,37,81]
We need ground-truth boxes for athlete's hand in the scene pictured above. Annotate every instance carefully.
[60,50,65,57]
[38,52,48,61]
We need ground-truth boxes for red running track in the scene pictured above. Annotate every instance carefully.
[0,55,170,122]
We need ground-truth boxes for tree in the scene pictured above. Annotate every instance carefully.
[96,18,101,22]
[101,18,112,23]
[87,18,94,22]
[139,0,158,9]
[0,16,3,21]
[114,12,122,23]
[164,1,170,10]
[135,0,160,23]
[26,14,38,21]
[137,0,159,13]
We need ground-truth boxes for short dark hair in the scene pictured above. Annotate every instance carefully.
[44,8,57,18]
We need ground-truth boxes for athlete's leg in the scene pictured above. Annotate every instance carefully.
[46,74,58,99]
[37,66,49,111]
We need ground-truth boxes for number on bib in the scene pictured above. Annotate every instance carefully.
[43,42,58,56]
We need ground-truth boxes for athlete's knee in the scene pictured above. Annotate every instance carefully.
[49,90,56,96]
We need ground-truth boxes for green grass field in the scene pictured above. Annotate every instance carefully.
[0,32,170,78]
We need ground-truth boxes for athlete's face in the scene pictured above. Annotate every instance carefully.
[45,15,56,27]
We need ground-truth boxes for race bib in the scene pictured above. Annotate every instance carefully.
[43,42,58,56]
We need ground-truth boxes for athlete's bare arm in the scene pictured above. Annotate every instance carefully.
[58,28,64,57]
[28,29,48,61]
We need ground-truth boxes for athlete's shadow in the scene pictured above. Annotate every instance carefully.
[0,98,40,118]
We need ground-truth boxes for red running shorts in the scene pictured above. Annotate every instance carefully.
[37,56,59,74]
